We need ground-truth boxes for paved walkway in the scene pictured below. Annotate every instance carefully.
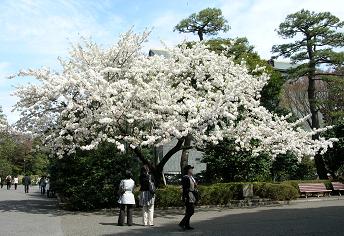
[1,185,344,235]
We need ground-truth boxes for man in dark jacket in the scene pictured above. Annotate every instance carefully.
[179,165,197,230]
[22,174,31,193]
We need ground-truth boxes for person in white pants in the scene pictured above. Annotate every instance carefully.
[139,165,155,226]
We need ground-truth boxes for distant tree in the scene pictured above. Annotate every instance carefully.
[174,8,229,41]
[272,9,344,179]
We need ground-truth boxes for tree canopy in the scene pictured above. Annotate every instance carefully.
[174,8,229,41]
[13,31,336,181]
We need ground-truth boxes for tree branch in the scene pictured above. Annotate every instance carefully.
[156,137,185,172]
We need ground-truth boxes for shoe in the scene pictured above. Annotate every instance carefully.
[178,223,185,230]
[149,225,154,227]
[185,226,194,230]
[118,223,124,226]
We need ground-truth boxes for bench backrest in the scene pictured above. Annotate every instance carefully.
[332,182,344,190]
[298,183,327,192]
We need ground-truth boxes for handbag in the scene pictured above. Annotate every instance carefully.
[192,189,200,203]
[148,175,156,194]
[118,181,125,196]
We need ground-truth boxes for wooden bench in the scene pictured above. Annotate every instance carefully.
[298,183,332,198]
[332,182,344,196]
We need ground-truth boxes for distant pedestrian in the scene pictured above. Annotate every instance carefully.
[39,176,47,195]
[117,171,135,226]
[22,174,31,193]
[139,165,156,226]
[5,175,12,190]
[13,176,19,190]
[0,177,3,188]
[179,165,198,231]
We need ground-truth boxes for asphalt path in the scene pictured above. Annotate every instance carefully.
[1,185,344,236]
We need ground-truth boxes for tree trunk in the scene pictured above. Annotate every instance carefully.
[135,138,185,186]
[197,30,204,41]
[180,135,192,174]
[306,39,328,179]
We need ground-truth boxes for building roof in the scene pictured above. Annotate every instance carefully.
[148,49,170,58]
[273,61,299,71]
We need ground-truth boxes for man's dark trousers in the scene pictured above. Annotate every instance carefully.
[180,202,195,228]
[24,185,29,193]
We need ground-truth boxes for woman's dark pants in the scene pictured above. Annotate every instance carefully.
[118,204,134,226]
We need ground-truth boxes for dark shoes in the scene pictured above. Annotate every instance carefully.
[179,223,194,230]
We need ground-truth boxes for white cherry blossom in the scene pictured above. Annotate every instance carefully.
[12,30,335,163]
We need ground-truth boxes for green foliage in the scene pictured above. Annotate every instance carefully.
[153,182,298,208]
[322,123,344,178]
[203,139,271,182]
[50,142,140,210]
[198,183,244,205]
[271,154,316,181]
[320,74,344,125]
[154,186,184,208]
[272,9,344,66]
[0,158,12,177]
[254,182,299,201]
[174,8,229,41]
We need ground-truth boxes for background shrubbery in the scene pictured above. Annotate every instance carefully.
[50,142,140,210]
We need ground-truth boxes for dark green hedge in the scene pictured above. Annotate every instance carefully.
[253,182,299,201]
[152,182,299,208]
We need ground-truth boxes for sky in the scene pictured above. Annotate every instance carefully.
[0,0,343,123]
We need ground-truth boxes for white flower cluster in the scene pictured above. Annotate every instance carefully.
[13,30,334,159]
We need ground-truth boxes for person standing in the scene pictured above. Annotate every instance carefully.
[39,176,47,195]
[0,177,3,188]
[117,171,135,226]
[5,175,12,190]
[22,174,31,193]
[13,176,19,190]
[179,165,198,230]
[139,165,155,226]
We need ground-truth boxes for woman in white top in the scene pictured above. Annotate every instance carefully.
[13,176,19,190]
[117,171,135,226]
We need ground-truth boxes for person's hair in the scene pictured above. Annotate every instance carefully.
[125,170,133,179]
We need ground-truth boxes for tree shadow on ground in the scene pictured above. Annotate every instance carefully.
[101,206,344,236]
[0,196,61,216]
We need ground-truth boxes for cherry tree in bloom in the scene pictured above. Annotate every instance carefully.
[13,30,335,176]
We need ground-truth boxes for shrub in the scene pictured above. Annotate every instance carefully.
[152,182,297,208]
[153,186,184,208]
[50,142,140,210]
[254,182,299,201]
